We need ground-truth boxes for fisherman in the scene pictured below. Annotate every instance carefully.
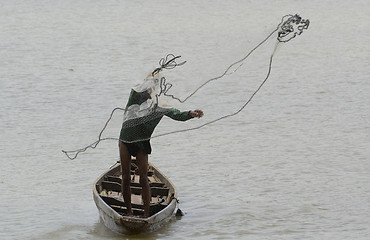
[119,67,203,217]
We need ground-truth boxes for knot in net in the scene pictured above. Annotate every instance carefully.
[277,14,310,43]
[152,54,187,76]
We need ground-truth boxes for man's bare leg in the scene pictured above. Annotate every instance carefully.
[119,141,133,216]
[136,149,151,217]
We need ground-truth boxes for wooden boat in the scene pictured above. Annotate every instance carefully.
[93,159,179,234]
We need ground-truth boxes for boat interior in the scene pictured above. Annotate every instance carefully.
[95,159,174,217]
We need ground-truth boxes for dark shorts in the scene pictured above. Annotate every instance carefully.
[123,140,152,157]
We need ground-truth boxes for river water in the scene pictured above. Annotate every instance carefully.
[1,0,369,239]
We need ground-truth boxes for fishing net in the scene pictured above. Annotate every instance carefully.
[63,14,309,160]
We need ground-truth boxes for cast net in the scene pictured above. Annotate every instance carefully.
[63,14,310,160]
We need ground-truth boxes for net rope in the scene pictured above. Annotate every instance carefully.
[62,14,309,160]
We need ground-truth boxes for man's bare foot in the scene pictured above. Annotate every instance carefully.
[125,210,133,216]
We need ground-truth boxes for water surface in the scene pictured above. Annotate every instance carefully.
[1,0,369,239]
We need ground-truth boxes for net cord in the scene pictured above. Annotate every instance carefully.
[62,14,309,160]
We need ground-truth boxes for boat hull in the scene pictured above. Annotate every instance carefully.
[93,163,178,234]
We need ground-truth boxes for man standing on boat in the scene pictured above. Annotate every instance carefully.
[119,56,204,217]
